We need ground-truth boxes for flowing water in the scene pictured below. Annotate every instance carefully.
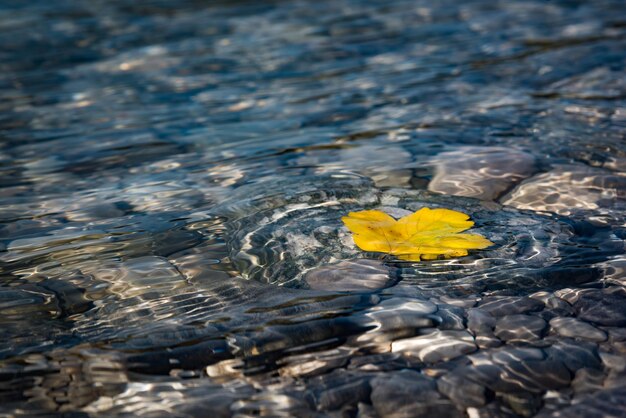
[1,0,626,416]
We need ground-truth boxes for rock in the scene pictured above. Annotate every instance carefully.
[571,368,605,394]
[478,297,544,317]
[494,315,547,342]
[545,340,602,373]
[549,317,607,342]
[428,146,536,201]
[316,377,371,411]
[371,370,463,418]
[433,304,466,330]
[304,259,396,291]
[502,164,626,216]
[501,393,543,417]
[468,308,496,335]
[540,386,626,418]
[437,372,488,407]
[392,330,477,363]
[573,288,626,327]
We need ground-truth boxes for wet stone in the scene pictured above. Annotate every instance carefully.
[550,317,607,342]
[573,288,626,327]
[316,377,371,411]
[370,370,463,418]
[494,315,547,342]
[437,372,488,407]
[499,358,572,393]
[545,340,602,373]
[433,305,466,330]
[502,164,626,216]
[571,367,605,394]
[304,259,396,292]
[540,387,626,418]
[478,296,544,317]
[501,393,543,417]
[391,330,477,363]
[428,146,536,201]
[468,308,496,335]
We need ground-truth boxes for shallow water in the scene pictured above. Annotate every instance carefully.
[1,0,625,416]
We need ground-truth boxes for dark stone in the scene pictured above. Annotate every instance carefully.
[573,288,626,327]
[479,297,544,317]
[371,370,463,418]
[437,372,488,407]
[494,315,547,342]
[540,387,626,418]
[544,340,602,373]
[304,259,396,291]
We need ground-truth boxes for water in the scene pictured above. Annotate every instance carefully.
[1,0,625,416]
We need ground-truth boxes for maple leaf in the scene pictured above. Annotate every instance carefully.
[341,208,493,261]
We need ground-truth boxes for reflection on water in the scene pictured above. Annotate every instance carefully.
[1,0,626,416]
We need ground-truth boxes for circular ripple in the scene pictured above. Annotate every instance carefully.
[212,173,622,295]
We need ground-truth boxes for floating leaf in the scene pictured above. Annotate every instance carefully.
[341,208,493,261]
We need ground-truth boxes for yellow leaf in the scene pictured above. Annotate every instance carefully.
[341,208,493,261]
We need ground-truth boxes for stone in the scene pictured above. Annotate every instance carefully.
[371,370,463,418]
[494,315,547,342]
[502,164,626,216]
[545,340,602,373]
[437,372,488,407]
[428,146,536,201]
[549,317,607,342]
[573,288,626,327]
[392,330,477,363]
[304,259,396,291]
[478,297,544,317]
[571,368,605,394]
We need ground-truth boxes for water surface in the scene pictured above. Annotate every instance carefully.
[1,0,625,416]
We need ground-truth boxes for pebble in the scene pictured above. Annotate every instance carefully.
[571,368,605,394]
[478,296,544,317]
[437,372,488,407]
[392,330,477,363]
[545,340,602,373]
[494,315,547,342]
[428,146,536,201]
[370,370,463,418]
[549,317,607,342]
[502,164,626,216]
[573,288,626,327]
[304,259,395,291]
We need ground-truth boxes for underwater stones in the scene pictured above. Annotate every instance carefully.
[433,304,466,330]
[494,315,547,342]
[437,373,488,407]
[315,376,372,411]
[501,164,626,216]
[478,296,544,317]
[467,308,502,348]
[549,317,607,342]
[391,330,477,363]
[278,347,352,378]
[539,67,626,100]
[371,370,463,418]
[355,299,437,346]
[571,367,605,394]
[540,387,626,418]
[428,146,536,201]
[545,340,602,373]
[304,259,395,291]
[296,143,413,188]
[572,288,626,327]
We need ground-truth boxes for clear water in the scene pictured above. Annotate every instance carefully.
[1,0,625,416]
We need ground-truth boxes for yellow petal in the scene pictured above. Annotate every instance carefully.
[397,207,474,239]
[341,208,493,261]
